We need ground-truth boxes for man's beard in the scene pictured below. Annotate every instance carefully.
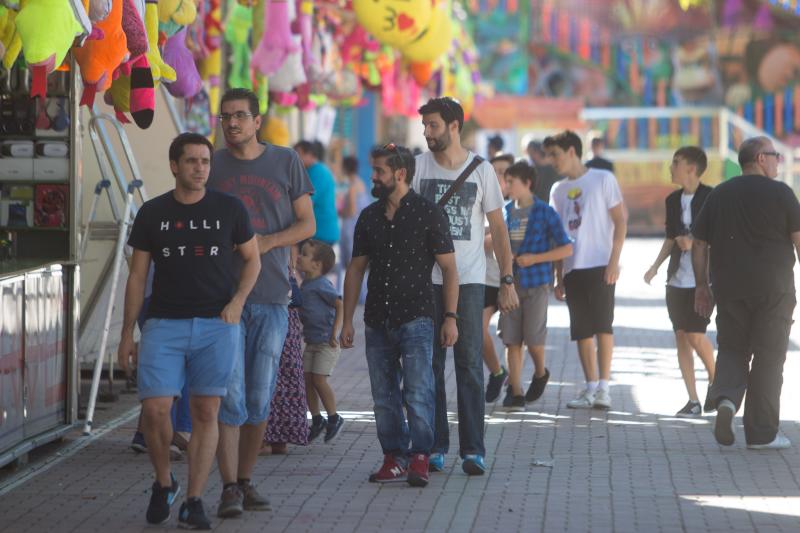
[371,181,396,199]
[426,132,450,152]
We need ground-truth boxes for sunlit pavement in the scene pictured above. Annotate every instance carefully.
[1,238,800,532]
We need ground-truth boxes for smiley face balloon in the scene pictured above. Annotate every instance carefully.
[399,1,451,63]
[353,0,432,48]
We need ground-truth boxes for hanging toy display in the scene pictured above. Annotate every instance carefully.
[144,0,175,82]
[352,0,432,48]
[162,26,202,98]
[224,0,253,89]
[251,0,297,76]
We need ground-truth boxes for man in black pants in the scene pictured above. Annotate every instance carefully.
[692,136,800,449]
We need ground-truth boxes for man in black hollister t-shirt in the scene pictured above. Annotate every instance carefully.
[692,136,800,451]
[117,133,261,529]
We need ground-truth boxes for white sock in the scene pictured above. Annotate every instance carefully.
[598,379,610,392]
[586,381,599,394]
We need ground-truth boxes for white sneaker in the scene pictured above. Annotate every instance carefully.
[713,399,736,446]
[747,433,791,450]
[567,389,595,409]
[593,388,611,409]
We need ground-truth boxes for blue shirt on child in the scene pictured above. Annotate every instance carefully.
[299,276,340,344]
[506,197,572,288]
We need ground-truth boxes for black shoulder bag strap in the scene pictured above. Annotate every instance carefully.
[437,155,484,207]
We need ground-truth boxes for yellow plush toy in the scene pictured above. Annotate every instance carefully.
[15,0,92,97]
[145,0,175,82]
[352,0,431,48]
[0,4,23,70]
[399,0,451,63]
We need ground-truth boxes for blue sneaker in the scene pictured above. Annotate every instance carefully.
[428,453,445,472]
[462,454,486,476]
[146,472,180,524]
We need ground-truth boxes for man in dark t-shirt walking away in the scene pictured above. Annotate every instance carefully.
[118,133,261,529]
[692,136,800,450]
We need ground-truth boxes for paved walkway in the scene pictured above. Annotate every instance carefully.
[2,238,800,532]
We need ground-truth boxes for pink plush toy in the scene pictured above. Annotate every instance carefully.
[251,0,297,76]
[121,0,148,59]
[163,26,201,98]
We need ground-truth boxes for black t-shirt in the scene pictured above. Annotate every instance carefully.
[128,190,254,319]
[692,174,800,301]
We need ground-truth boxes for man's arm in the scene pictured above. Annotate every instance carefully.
[486,208,519,312]
[256,194,316,254]
[691,238,714,318]
[605,203,627,284]
[793,231,800,262]
[644,238,675,284]
[554,260,566,301]
[117,249,151,374]
[435,251,459,347]
[340,255,369,348]
[221,235,261,324]
[516,243,573,267]
[330,298,343,347]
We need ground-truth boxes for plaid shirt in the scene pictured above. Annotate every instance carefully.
[506,198,572,288]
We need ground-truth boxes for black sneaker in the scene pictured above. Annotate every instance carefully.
[508,395,525,412]
[525,368,550,403]
[501,386,513,408]
[178,497,211,530]
[703,387,716,413]
[324,414,345,443]
[131,431,147,453]
[308,415,326,442]
[676,400,702,418]
[146,472,180,525]
[485,367,508,403]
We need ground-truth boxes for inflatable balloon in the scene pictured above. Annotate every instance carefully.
[398,1,451,63]
[352,0,431,48]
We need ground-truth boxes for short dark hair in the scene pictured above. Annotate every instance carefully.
[343,155,359,174]
[490,153,515,166]
[312,140,325,161]
[168,132,214,164]
[543,130,583,158]
[738,136,771,167]
[591,137,605,149]
[505,161,537,192]
[305,239,336,275]
[527,140,544,155]
[674,146,708,176]
[418,97,464,132]
[220,88,260,117]
[294,140,318,160]
[488,134,504,151]
[371,143,416,184]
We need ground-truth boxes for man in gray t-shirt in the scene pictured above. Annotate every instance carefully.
[209,89,315,517]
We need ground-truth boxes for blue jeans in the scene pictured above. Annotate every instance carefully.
[365,317,435,457]
[432,284,485,457]
[219,303,289,426]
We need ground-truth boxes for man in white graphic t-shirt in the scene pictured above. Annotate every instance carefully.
[546,130,627,410]
[412,97,519,476]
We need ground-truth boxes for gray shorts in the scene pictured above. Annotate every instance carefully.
[498,285,548,347]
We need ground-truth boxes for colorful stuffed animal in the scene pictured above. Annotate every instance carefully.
[162,26,201,97]
[251,0,297,76]
[15,0,92,97]
[352,0,431,48]
[293,0,313,70]
[144,0,175,81]
[0,4,22,69]
[398,0,451,63]
[107,54,155,127]
[224,0,252,89]
[73,0,129,106]
[158,0,196,38]
[121,0,148,59]
[88,0,111,21]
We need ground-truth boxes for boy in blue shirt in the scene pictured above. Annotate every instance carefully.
[499,162,573,411]
[296,239,345,442]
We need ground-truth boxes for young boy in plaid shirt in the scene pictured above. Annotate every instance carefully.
[498,162,573,411]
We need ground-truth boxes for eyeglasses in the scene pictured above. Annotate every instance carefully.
[218,111,254,122]
[761,151,784,162]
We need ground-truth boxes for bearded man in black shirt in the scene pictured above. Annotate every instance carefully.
[692,136,800,450]
[340,144,458,487]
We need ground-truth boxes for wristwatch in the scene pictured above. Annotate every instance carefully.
[444,311,459,320]
[500,275,514,285]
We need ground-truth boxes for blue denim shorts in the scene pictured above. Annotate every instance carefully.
[218,303,288,426]
[137,317,241,400]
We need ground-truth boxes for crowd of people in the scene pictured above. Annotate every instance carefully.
[116,88,800,529]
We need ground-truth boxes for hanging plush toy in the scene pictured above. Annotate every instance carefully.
[198,0,223,125]
[88,0,112,22]
[398,0,451,63]
[163,26,201,97]
[106,54,154,127]
[157,0,196,37]
[352,0,431,48]
[73,0,129,106]
[144,0,175,82]
[121,0,148,59]
[0,4,22,70]
[251,0,297,76]
[224,1,252,89]
[15,0,92,97]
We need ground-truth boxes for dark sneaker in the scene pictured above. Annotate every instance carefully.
[485,367,508,403]
[216,484,243,518]
[369,454,407,483]
[407,454,429,487]
[308,415,326,442]
[428,453,445,473]
[676,400,702,418]
[501,386,513,408]
[241,481,271,511]
[178,498,211,530]
[131,431,147,453]
[703,387,716,413]
[324,414,345,443]
[146,473,180,525]
[462,454,486,476]
[714,399,736,446]
[525,368,550,403]
[507,395,525,412]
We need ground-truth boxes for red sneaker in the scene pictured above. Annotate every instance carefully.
[368,455,407,483]
[407,454,429,487]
